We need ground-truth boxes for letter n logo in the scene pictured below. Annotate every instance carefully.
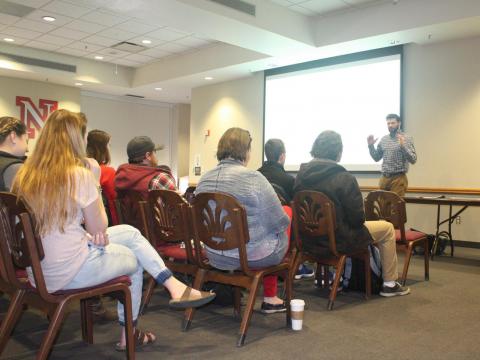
[15,97,58,139]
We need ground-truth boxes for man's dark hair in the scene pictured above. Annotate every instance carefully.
[264,138,285,162]
[386,113,400,122]
[310,130,343,161]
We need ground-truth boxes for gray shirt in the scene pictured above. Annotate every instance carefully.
[4,163,22,190]
[195,159,290,261]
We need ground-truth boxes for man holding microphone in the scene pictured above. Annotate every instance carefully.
[367,114,417,196]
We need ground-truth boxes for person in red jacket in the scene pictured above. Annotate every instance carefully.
[86,129,119,225]
[115,136,176,198]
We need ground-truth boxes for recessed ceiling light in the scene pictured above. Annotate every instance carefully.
[75,82,83,86]
[154,87,162,91]
[204,76,213,80]
[3,38,14,42]
[94,55,104,60]
[42,16,56,22]
[142,39,152,44]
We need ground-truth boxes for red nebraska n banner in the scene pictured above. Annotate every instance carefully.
[15,96,58,139]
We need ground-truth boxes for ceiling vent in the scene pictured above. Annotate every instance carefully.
[125,94,145,99]
[0,0,35,17]
[111,41,146,53]
[0,51,76,73]
[208,0,255,16]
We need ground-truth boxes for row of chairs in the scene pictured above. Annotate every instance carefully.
[0,189,429,358]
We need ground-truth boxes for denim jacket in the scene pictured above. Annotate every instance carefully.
[195,159,290,261]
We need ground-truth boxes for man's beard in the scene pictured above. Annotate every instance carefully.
[389,127,399,136]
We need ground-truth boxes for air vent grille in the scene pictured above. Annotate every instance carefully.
[0,52,76,73]
[209,0,255,16]
[111,41,146,53]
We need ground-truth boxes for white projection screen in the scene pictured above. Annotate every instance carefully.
[264,47,402,172]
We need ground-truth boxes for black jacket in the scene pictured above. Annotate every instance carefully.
[257,161,294,203]
[0,151,25,192]
[294,159,372,254]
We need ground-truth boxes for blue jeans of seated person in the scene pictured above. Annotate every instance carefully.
[62,224,173,326]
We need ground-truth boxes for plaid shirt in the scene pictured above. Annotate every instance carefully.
[148,171,176,191]
[368,132,417,175]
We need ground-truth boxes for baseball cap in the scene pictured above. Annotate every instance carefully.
[127,136,164,161]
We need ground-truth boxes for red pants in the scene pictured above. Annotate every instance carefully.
[263,206,292,297]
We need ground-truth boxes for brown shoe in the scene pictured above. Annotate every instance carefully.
[169,287,216,309]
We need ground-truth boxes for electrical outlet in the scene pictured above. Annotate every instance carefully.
[455,216,461,224]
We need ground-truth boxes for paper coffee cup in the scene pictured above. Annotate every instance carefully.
[290,299,305,331]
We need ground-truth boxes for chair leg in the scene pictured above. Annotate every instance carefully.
[364,252,371,300]
[233,287,242,320]
[139,276,156,315]
[0,290,26,356]
[322,265,329,288]
[400,244,414,286]
[80,299,94,344]
[285,269,292,327]
[328,256,346,311]
[182,268,206,331]
[237,275,261,347]
[423,238,430,281]
[37,301,69,360]
[121,289,135,360]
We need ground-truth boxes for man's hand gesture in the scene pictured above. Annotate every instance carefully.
[367,135,378,146]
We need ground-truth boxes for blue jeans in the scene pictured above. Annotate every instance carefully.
[62,225,173,325]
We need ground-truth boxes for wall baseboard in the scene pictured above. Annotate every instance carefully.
[452,240,480,249]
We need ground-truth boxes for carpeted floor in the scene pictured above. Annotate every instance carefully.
[1,247,479,360]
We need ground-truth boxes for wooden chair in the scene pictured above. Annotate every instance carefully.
[364,190,429,286]
[184,192,293,347]
[292,191,371,310]
[115,190,147,235]
[139,189,199,314]
[0,192,135,359]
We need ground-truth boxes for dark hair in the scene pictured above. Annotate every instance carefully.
[0,116,27,144]
[386,113,400,122]
[86,129,111,165]
[216,127,252,162]
[264,138,285,162]
[310,130,343,161]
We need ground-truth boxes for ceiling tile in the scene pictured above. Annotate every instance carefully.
[344,0,382,5]
[122,53,154,63]
[80,10,127,27]
[96,47,131,58]
[55,47,90,56]
[49,27,90,40]
[63,19,106,34]
[0,13,19,26]
[26,10,74,26]
[0,34,29,44]
[25,40,61,51]
[14,18,57,33]
[7,0,51,8]
[2,26,42,40]
[146,28,188,42]
[157,42,189,53]
[66,41,102,52]
[137,47,171,58]
[97,28,136,41]
[113,58,141,67]
[113,20,157,34]
[85,53,113,62]
[36,33,73,46]
[174,36,210,48]
[41,0,93,18]
[269,0,292,5]
[288,4,317,15]
[83,34,118,46]
[128,36,162,47]
[299,0,349,14]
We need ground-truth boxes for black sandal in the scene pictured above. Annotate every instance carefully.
[115,328,156,351]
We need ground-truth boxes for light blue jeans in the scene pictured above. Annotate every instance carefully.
[63,225,173,325]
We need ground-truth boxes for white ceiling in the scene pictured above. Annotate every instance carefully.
[1,0,480,103]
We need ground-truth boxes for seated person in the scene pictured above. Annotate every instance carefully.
[294,130,410,297]
[115,136,176,198]
[13,109,215,350]
[258,138,314,280]
[0,116,28,191]
[196,127,291,313]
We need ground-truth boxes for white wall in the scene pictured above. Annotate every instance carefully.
[189,36,480,242]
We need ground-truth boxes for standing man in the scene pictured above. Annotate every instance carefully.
[367,114,417,197]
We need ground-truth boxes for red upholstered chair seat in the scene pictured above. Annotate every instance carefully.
[26,275,131,295]
[15,269,27,279]
[157,244,206,261]
[395,229,427,242]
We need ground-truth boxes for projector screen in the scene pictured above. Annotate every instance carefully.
[264,47,402,172]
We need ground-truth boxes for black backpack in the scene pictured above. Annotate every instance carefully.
[344,245,383,295]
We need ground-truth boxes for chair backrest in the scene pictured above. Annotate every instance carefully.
[271,183,289,206]
[292,190,338,256]
[115,189,147,236]
[142,190,196,263]
[190,192,250,272]
[0,192,53,300]
[364,190,407,238]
